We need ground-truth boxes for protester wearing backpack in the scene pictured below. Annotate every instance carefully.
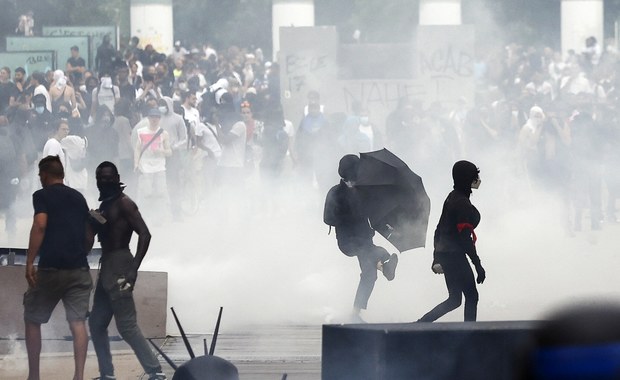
[90,72,120,122]
[324,154,398,323]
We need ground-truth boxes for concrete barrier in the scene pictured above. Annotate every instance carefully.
[322,321,535,380]
[0,266,167,340]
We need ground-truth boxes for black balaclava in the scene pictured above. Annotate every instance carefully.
[97,181,124,202]
[96,162,125,202]
[452,160,479,195]
[338,154,360,182]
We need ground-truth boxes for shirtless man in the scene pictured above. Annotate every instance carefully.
[88,161,166,380]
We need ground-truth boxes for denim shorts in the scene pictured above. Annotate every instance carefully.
[23,267,93,323]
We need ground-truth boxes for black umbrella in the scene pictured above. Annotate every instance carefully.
[356,148,431,252]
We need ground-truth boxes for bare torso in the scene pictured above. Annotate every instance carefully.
[100,194,143,254]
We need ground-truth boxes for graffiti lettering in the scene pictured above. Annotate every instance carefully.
[342,81,427,110]
[284,53,330,93]
[419,45,473,77]
[288,76,306,93]
[47,29,108,38]
[285,53,328,75]
[26,55,51,64]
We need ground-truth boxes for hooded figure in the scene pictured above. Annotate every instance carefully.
[324,154,398,322]
[158,97,187,151]
[452,160,480,195]
[418,160,485,322]
[85,105,119,173]
[30,94,53,152]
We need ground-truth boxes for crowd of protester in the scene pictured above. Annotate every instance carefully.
[465,36,620,233]
[0,33,618,235]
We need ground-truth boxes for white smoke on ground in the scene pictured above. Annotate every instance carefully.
[0,334,27,373]
[132,138,620,335]
[2,1,620,337]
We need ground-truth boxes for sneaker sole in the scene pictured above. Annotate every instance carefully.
[384,254,398,281]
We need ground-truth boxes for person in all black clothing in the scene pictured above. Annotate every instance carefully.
[324,155,398,322]
[96,34,117,76]
[418,160,486,322]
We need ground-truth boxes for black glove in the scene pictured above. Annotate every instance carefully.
[475,263,486,284]
[431,260,443,274]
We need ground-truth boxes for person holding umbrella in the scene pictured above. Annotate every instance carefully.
[324,154,399,323]
[418,160,486,322]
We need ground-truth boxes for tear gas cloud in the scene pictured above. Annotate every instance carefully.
[2,0,620,336]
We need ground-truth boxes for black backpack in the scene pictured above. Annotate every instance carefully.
[323,184,342,227]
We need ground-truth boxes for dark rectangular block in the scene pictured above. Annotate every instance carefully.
[322,321,535,380]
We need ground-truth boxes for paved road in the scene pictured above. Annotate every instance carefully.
[154,325,321,380]
[0,324,322,380]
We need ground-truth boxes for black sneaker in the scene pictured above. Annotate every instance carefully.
[93,376,116,380]
[382,253,398,281]
[148,373,167,380]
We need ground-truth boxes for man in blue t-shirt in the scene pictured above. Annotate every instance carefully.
[24,155,94,380]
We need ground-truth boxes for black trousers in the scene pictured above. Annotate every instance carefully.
[338,237,390,310]
[419,251,479,322]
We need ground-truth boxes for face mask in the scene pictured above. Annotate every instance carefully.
[471,178,482,189]
[360,116,370,126]
[35,106,45,114]
[158,106,168,115]
[344,180,356,188]
[179,83,188,91]
[97,181,123,201]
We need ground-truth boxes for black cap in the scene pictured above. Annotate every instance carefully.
[338,154,359,181]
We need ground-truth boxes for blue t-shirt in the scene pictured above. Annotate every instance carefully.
[33,183,89,269]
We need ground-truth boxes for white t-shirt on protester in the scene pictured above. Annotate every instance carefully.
[135,127,168,174]
[92,85,120,113]
[42,138,65,167]
[195,122,222,160]
[218,121,246,168]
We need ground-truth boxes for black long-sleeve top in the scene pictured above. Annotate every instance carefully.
[433,189,481,266]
